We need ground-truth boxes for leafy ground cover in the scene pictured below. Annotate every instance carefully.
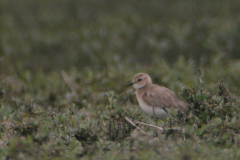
[1,0,240,159]
[1,57,240,159]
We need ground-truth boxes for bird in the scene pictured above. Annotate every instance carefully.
[127,73,187,119]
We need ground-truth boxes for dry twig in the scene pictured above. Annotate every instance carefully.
[124,116,146,134]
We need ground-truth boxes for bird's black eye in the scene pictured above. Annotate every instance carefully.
[138,79,142,81]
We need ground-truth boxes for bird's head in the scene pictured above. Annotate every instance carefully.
[126,73,152,89]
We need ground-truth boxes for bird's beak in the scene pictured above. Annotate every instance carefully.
[126,82,134,86]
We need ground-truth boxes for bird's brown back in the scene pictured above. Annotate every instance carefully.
[137,84,187,109]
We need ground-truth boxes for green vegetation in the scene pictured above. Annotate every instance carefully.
[1,0,240,159]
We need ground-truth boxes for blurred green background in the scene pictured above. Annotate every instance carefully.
[1,0,240,100]
[1,0,240,73]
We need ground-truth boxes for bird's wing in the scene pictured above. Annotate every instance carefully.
[142,85,186,109]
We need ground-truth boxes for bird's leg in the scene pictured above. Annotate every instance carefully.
[151,106,158,137]
[152,105,155,117]
[168,117,172,128]
[162,107,172,127]
[162,107,168,114]
[152,105,160,124]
